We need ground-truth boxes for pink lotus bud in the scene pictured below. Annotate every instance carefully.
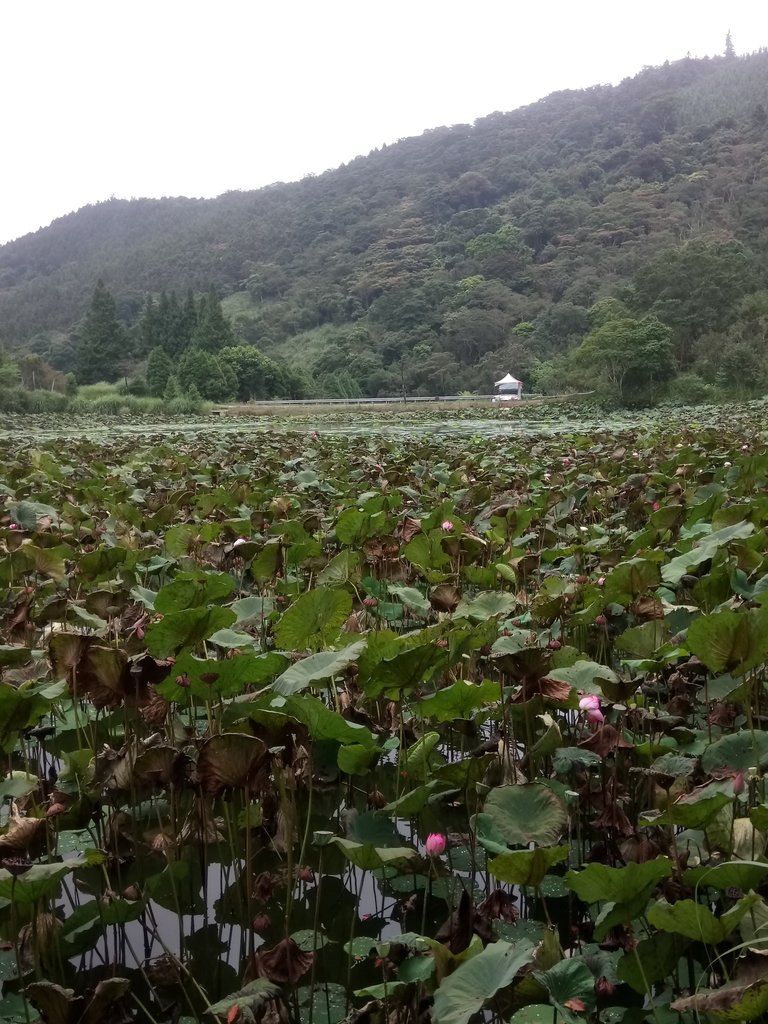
[733,771,745,795]
[543,473,551,482]
[597,576,605,587]
[425,833,446,857]
[441,520,454,531]
[9,523,18,530]
[363,596,378,608]
[232,537,248,548]
[579,694,604,723]
[652,501,661,512]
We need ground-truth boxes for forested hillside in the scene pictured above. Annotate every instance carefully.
[1,46,767,402]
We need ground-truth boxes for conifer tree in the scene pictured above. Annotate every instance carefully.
[193,288,234,351]
[75,280,125,384]
[146,346,173,396]
[725,30,735,59]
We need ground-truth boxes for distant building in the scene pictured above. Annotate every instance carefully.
[493,372,522,401]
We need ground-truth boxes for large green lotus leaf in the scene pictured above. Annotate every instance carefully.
[346,810,401,848]
[205,979,281,1021]
[206,628,258,649]
[16,544,68,582]
[546,660,618,697]
[145,606,236,658]
[383,780,457,815]
[508,1008,555,1024]
[640,790,733,828]
[78,546,129,581]
[274,588,352,652]
[0,683,54,753]
[551,747,601,774]
[662,521,755,586]
[739,896,768,948]
[317,550,361,587]
[702,730,768,774]
[276,694,376,747]
[250,540,282,583]
[231,595,274,627]
[415,679,500,722]
[476,784,568,850]
[648,892,763,944]
[388,585,431,618]
[364,642,449,698]
[432,939,534,1024]
[196,733,266,793]
[0,861,80,904]
[155,571,234,612]
[404,532,450,572]
[0,646,32,669]
[332,838,417,871]
[0,771,40,801]
[10,500,60,530]
[130,585,157,610]
[527,714,563,767]
[488,846,569,887]
[684,862,768,892]
[297,982,348,1024]
[399,731,442,777]
[592,888,658,942]
[163,523,197,557]
[688,606,768,674]
[615,620,668,658]
[157,651,286,702]
[565,857,672,904]
[272,640,367,696]
[335,507,375,545]
[533,959,596,1024]
[603,558,661,605]
[650,752,697,778]
[337,744,380,776]
[617,932,689,994]
[0,992,38,1022]
[455,591,518,621]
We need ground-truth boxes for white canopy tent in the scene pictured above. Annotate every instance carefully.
[493,372,522,400]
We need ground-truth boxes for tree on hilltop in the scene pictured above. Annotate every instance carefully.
[75,280,126,384]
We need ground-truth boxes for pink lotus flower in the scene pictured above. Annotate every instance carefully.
[579,694,604,723]
[562,457,571,466]
[441,520,454,531]
[232,536,248,548]
[425,833,446,857]
[543,473,551,482]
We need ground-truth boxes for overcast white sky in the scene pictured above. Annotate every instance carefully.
[0,1,765,245]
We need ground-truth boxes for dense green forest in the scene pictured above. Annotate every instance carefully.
[1,45,768,404]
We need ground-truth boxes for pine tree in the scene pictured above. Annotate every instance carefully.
[75,280,125,384]
[725,30,735,59]
[193,288,234,351]
[139,296,158,357]
[146,347,173,396]
[163,374,181,402]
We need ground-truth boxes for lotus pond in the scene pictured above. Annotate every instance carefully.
[2,405,768,1024]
